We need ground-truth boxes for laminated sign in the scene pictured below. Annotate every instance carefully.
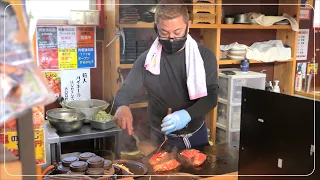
[36,26,96,70]
[0,129,46,165]
[44,69,91,101]
[60,69,91,101]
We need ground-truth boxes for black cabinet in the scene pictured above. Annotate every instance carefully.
[238,88,318,179]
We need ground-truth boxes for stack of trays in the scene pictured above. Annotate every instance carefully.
[226,47,247,60]
[124,29,137,62]
[120,6,140,24]
[137,41,149,56]
[187,0,216,24]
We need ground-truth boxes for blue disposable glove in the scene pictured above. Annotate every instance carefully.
[161,109,191,135]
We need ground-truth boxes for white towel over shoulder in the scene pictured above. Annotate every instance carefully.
[144,34,207,100]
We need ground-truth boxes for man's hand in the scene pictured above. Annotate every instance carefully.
[114,106,133,135]
[160,109,191,135]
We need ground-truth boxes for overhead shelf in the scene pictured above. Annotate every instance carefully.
[219,59,294,65]
[120,59,293,69]
[120,23,218,29]
[120,23,292,30]
[220,24,292,29]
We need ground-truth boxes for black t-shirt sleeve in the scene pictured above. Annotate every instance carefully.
[114,52,146,108]
[185,45,219,120]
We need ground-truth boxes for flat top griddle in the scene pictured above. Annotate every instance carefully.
[136,142,239,179]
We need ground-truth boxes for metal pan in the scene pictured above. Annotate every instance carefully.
[112,160,148,178]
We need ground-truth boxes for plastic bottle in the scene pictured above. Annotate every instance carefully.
[269,81,273,91]
[273,80,280,93]
[295,64,303,91]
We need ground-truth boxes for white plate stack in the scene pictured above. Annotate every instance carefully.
[226,46,247,60]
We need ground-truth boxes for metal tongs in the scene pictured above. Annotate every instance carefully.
[106,25,125,54]
[155,108,172,154]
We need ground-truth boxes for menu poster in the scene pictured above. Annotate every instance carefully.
[297,62,307,78]
[78,47,95,68]
[37,27,58,49]
[300,7,310,20]
[38,48,59,69]
[77,27,95,48]
[60,69,91,102]
[307,63,318,75]
[58,48,77,69]
[36,26,96,70]
[0,129,46,165]
[45,72,61,98]
[296,29,309,60]
[58,26,77,48]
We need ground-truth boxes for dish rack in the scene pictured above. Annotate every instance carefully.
[216,69,266,143]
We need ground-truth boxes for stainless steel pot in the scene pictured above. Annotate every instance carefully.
[234,13,250,24]
[46,108,86,133]
[57,97,109,123]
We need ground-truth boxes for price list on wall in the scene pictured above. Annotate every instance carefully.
[36,26,96,70]
[296,29,309,61]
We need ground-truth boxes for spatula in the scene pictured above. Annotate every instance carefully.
[132,132,156,156]
[155,108,172,154]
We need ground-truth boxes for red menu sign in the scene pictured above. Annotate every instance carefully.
[77,27,95,48]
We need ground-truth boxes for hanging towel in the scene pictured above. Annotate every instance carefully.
[144,34,207,100]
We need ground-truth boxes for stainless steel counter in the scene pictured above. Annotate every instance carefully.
[42,122,122,170]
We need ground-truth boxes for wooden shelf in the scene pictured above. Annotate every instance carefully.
[129,102,148,108]
[120,59,294,68]
[121,23,292,30]
[120,64,133,69]
[219,59,293,65]
[120,23,218,29]
[295,91,320,100]
[220,24,292,29]
[295,86,320,100]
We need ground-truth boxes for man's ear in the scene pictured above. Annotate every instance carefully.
[154,23,158,34]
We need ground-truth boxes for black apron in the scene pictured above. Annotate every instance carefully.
[149,121,209,150]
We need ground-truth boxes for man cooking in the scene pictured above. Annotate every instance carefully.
[114,0,218,150]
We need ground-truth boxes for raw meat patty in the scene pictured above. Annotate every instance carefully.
[153,159,180,172]
[149,151,168,165]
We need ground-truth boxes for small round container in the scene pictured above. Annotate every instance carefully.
[67,171,86,175]
[70,161,88,172]
[62,156,79,167]
[225,17,234,24]
[87,156,104,168]
[103,160,112,170]
[57,163,70,174]
[85,168,104,179]
[79,152,96,161]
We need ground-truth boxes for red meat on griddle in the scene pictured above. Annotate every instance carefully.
[153,159,180,172]
[149,151,168,165]
[180,149,200,160]
[193,152,207,167]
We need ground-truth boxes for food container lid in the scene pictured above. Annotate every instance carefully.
[62,156,79,167]
[57,163,70,174]
[79,152,96,161]
[70,161,88,172]
[87,156,104,163]
[67,171,86,175]
[103,160,112,170]
[85,168,104,175]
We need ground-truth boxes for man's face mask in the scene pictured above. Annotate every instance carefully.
[154,23,188,54]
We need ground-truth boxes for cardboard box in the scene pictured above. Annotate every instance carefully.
[192,13,216,24]
[192,3,216,14]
